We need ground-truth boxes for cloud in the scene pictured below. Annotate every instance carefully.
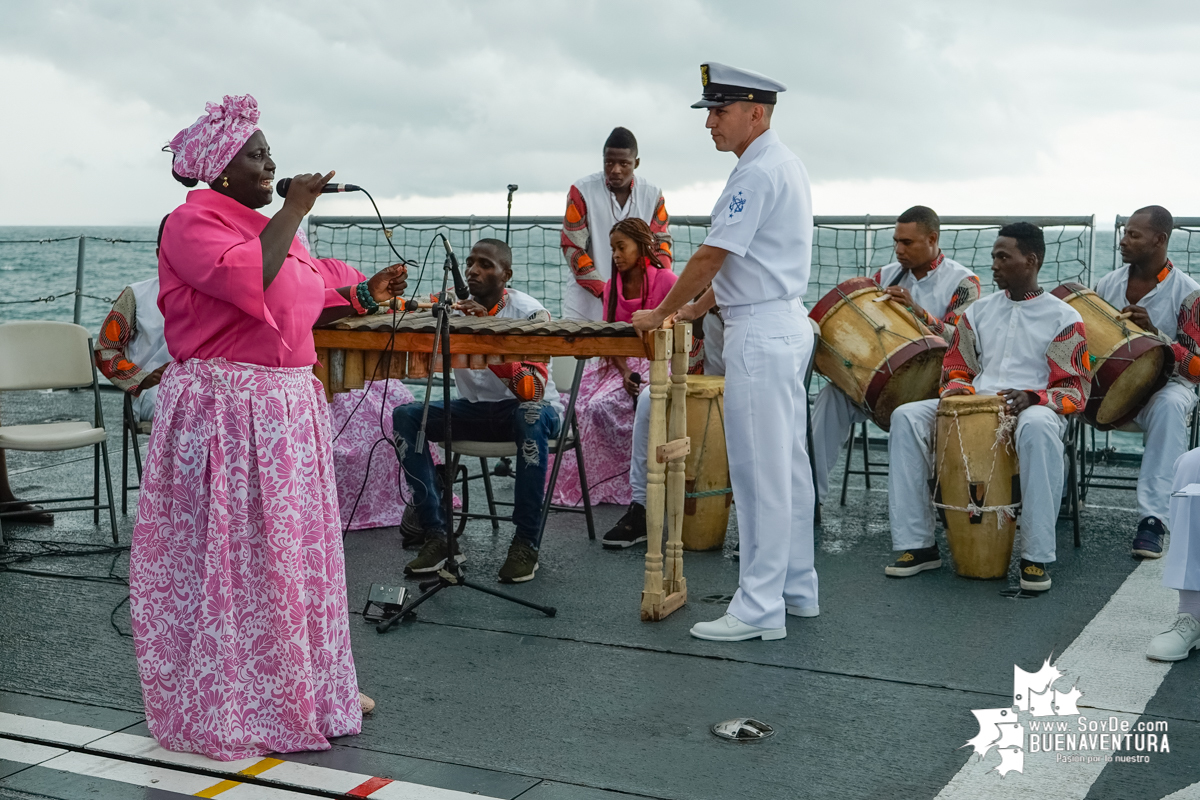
[1,0,1198,224]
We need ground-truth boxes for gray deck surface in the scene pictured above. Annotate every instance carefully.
[0,386,1196,799]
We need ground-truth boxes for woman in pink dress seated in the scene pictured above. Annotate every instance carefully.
[552,218,677,506]
[130,94,407,761]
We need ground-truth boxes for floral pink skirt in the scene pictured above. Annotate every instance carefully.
[551,357,648,507]
[130,359,361,761]
[329,381,415,531]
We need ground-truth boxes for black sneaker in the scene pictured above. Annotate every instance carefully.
[399,505,428,549]
[498,541,539,583]
[1019,559,1052,591]
[602,502,647,549]
[404,538,465,575]
[884,546,942,577]
[1132,517,1165,559]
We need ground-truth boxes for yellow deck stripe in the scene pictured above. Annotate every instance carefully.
[239,757,284,777]
[194,779,241,797]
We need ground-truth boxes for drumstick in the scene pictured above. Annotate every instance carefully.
[1115,311,1133,321]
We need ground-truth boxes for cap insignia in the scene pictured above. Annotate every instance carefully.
[700,65,709,87]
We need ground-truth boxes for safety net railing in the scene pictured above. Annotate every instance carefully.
[1113,216,1200,276]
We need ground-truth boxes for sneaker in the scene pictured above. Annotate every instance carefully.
[404,538,465,575]
[602,502,647,549]
[884,546,942,577]
[399,505,427,549]
[498,541,539,583]
[1147,613,1200,662]
[1019,559,1052,592]
[1132,517,1166,559]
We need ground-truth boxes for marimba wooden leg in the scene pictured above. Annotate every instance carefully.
[641,328,671,621]
[664,322,691,606]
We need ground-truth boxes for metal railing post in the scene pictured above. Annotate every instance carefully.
[73,235,86,325]
[1087,214,1096,286]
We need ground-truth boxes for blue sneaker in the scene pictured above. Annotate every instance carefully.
[1132,517,1165,559]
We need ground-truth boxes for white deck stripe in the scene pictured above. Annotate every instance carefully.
[0,739,67,765]
[1163,781,1200,799]
[369,779,503,800]
[936,558,1178,799]
[0,712,111,747]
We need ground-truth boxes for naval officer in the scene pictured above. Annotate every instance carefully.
[632,62,816,641]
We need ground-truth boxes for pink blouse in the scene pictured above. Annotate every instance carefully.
[158,189,358,367]
[600,260,678,323]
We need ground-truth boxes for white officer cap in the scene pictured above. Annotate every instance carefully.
[692,62,787,109]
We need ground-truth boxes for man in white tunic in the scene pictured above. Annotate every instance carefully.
[560,127,673,321]
[1094,206,1200,559]
[811,205,981,504]
[633,62,815,641]
[886,223,1091,591]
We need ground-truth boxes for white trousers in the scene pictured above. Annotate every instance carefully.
[1166,448,1200,591]
[722,300,817,629]
[811,383,868,503]
[1126,382,1196,525]
[132,386,158,425]
[888,398,1066,563]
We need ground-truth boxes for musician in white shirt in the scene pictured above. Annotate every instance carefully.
[811,205,981,504]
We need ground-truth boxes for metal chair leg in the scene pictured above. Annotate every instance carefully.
[839,424,855,506]
[860,422,872,491]
[93,443,101,525]
[479,457,499,532]
[100,440,118,544]
[573,421,595,540]
[121,400,131,515]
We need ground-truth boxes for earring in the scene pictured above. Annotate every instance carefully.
[221,175,229,188]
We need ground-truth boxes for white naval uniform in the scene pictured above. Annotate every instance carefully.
[563,174,665,322]
[1095,265,1200,526]
[629,310,725,507]
[1167,448,1200,591]
[702,128,815,629]
[888,291,1083,563]
[811,257,978,503]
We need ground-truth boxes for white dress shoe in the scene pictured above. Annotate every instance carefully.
[690,613,786,641]
[786,604,819,618]
[1147,613,1200,662]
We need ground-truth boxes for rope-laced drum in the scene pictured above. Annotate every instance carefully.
[670,375,730,552]
[1051,283,1174,431]
[934,393,1019,579]
[810,277,948,430]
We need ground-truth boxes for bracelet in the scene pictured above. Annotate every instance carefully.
[348,285,367,315]
[355,281,380,314]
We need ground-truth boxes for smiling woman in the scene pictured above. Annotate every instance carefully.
[127,93,408,762]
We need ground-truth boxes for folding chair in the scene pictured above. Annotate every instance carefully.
[840,420,887,506]
[0,321,118,543]
[121,393,152,514]
[447,356,595,541]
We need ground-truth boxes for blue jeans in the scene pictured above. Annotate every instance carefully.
[393,398,562,549]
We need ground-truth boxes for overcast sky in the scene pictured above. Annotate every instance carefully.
[2,0,1199,226]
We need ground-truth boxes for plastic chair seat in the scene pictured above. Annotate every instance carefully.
[448,432,576,459]
[0,421,108,451]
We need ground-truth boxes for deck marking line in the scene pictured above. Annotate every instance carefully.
[1163,781,1200,799]
[195,778,242,797]
[0,711,112,747]
[38,750,228,796]
[0,738,68,765]
[348,775,394,796]
[239,757,284,777]
[935,557,1177,800]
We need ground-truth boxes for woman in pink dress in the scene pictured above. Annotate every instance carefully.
[130,94,407,761]
[552,218,677,506]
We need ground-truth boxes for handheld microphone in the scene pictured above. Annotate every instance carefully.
[442,238,470,301]
[275,178,362,197]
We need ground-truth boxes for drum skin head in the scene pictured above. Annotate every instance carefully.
[871,346,945,430]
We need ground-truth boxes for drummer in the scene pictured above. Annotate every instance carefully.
[886,222,1091,592]
[811,205,981,504]
[1094,205,1200,559]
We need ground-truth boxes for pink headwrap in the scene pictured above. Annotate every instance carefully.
[168,94,261,184]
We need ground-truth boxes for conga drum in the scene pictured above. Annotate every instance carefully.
[935,394,1019,579]
[810,277,948,430]
[1051,283,1174,431]
[670,375,731,551]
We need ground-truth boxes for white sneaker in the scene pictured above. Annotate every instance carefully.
[1147,613,1200,662]
[690,614,786,641]
[786,604,819,618]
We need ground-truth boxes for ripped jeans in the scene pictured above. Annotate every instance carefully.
[393,398,562,549]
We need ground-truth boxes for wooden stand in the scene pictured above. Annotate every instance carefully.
[642,321,692,621]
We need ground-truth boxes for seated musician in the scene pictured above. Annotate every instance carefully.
[811,205,980,504]
[886,222,1090,592]
[552,218,677,509]
[1095,205,1200,559]
[394,239,563,583]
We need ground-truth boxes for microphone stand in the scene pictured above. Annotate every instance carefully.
[505,184,518,244]
[377,252,556,633]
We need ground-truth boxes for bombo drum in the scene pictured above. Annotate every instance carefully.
[1051,283,1174,431]
[935,393,1019,579]
[810,277,948,430]
[669,375,731,551]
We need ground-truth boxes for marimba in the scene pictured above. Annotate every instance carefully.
[311,311,694,621]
